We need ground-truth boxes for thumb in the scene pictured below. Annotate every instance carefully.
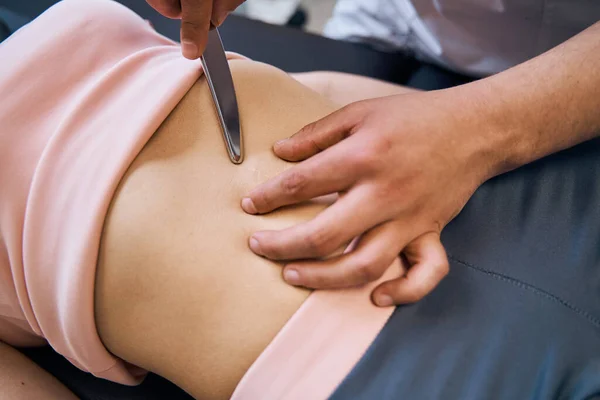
[371,232,449,306]
[274,102,365,162]
[180,0,212,59]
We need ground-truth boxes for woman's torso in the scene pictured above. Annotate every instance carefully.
[94,59,339,399]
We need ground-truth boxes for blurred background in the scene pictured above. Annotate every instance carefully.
[233,0,336,34]
[1,0,472,94]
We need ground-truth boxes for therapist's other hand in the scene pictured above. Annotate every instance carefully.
[146,0,244,59]
[242,90,494,305]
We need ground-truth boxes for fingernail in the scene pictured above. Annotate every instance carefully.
[284,268,300,285]
[249,236,263,256]
[273,139,289,156]
[241,198,258,214]
[376,294,393,307]
[181,40,198,59]
[274,139,288,148]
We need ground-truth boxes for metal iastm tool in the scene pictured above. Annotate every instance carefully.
[200,28,244,164]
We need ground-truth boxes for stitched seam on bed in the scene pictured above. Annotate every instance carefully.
[447,254,600,330]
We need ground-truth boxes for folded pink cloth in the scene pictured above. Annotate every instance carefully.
[0,0,211,383]
[0,1,396,395]
[231,264,398,399]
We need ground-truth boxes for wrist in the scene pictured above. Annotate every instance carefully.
[454,78,533,184]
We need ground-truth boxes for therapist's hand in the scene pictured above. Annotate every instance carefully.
[146,0,244,59]
[242,89,497,305]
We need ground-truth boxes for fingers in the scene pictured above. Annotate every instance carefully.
[180,0,212,59]
[146,0,182,18]
[212,0,244,26]
[371,232,449,306]
[274,102,366,162]
[242,139,360,215]
[249,187,388,260]
[280,221,407,289]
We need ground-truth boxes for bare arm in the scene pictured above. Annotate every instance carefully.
[473,21,600,179]
[241,21,600,305]
[0,342,77,400]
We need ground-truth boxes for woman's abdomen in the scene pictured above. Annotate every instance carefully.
[95,60,338,399]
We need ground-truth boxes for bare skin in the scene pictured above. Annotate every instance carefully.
[242,21,600,306]
[292,71,417,106]
[0,341,77,400]
[95,59,444,399]
[0,61,441,399]
[94,59,331,399]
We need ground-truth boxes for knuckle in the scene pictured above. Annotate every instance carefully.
[254,190,274,213]
[345,100,368,117]
[181,19,202,32]
[281,171,307,198]
[298,125,323,153]
[351,146,379,173]
[354,260,380,283]
[436,259,450,279]
[305,228,336,256]
[300,121,318,137]
[372,134,395,156]
[258,239,283,259]
[374,182,397,202]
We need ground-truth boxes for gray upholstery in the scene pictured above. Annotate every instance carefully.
[332,140,600,399]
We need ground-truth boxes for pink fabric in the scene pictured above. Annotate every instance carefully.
[0,0,216,383]
[0,0,397,393]
[231,264,399,399]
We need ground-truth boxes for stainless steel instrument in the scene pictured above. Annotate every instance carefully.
[200,28,244,164]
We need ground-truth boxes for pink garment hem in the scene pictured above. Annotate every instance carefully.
[231,263,400,399]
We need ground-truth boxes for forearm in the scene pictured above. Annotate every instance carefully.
[468,21,600,179]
